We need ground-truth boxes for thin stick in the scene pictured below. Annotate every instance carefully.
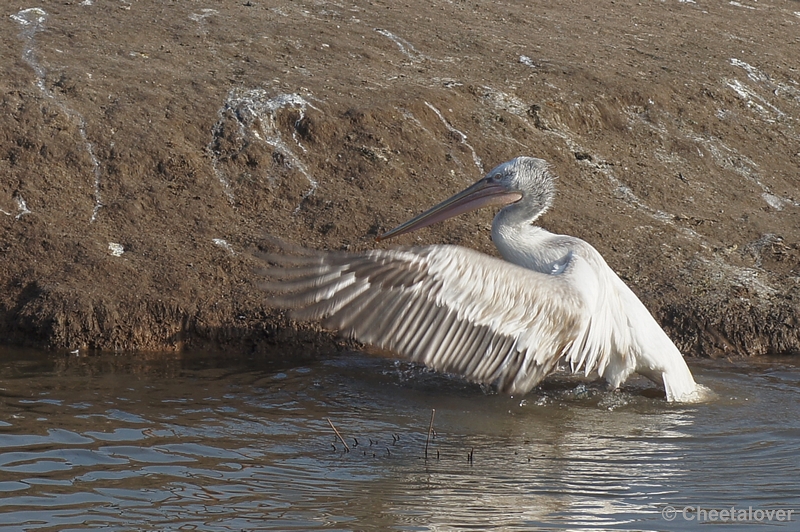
[425,408,436,459]
[326,418,350,452]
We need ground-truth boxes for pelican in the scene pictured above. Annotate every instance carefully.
[258,157,709,402]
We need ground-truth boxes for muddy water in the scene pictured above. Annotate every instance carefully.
[0,347,798,531]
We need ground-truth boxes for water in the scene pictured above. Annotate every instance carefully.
[0,347,798,531]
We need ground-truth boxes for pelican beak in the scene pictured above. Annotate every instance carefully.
[376,177,522,241]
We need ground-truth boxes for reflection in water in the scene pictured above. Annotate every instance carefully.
[0,348,798,530]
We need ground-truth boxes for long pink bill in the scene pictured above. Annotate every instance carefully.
[376,177,522,242]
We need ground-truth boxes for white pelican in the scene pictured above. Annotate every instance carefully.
[258,157,709,402]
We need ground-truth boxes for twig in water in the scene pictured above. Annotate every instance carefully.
[425,408,436,459]
[468,447,474,464]
[326,418,350,452]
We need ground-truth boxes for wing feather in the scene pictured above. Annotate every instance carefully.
[322,284,383,331]
[256,243,621,394]
[447,317,475,368]
[360,290,414,343]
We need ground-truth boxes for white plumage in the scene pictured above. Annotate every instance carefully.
[258,157,709,402]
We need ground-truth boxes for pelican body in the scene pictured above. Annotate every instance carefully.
[259,157,707,402]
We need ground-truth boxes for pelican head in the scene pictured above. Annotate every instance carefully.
[378,156,555,241]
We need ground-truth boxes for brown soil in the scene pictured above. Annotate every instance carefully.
[1,0,798,358]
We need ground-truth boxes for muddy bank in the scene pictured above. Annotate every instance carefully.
[1,0,798,357]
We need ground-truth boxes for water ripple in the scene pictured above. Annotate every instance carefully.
[0,350,798,530]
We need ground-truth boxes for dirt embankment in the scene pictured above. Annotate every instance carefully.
[1,0,798,357]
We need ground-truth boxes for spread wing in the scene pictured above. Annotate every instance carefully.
[255,241,630,395]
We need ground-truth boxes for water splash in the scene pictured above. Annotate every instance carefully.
[11,8,104,222]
